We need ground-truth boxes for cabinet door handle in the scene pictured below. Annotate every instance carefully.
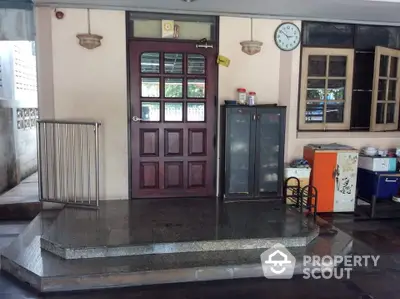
[385,178,397,183]
[253,114,256,120]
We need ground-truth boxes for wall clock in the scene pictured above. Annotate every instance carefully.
[274,22,301,51]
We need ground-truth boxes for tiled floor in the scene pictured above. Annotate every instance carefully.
[2,211,400,298]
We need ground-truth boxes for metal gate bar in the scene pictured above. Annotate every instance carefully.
[37,120,101,208]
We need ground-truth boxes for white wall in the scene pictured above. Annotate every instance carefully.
[36,7,128,199]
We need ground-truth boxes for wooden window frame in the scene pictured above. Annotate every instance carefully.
[299,47,354,131]
[370,46,400,131]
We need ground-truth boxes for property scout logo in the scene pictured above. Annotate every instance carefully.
[260,243,380,280]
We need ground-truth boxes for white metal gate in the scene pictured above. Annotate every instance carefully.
[37,120,101,207]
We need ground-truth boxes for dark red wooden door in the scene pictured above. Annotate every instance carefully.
[129,41,217,198]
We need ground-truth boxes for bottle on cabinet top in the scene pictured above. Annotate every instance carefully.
[248,92,256,106]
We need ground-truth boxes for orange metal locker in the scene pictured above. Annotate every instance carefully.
[304,144,359,213]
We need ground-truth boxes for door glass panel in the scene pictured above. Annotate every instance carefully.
[305,101,324,123]
[308,55,326,76]
[228,110,251,194]
[165,102,183,121]
[141,78,160,98]
[188,78,206,98]
[376,103,385,124]
[141,52,160,73]
[187,103,205,121]
[327,80,345,100]
[380,55,389,76]
[326,102,344,123]
[164,53,183,74]
[378,80,387,101]
[141,102,160,121]
[329,56,346,77]
[188,54,205,74]
[164,78,183,98]
[258,112,280,193]
[387,103,395,123]
[390,56,398,78]
[307,79,325,100]
[388,80,397,102]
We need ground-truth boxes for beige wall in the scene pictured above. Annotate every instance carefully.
[218,17,281,104]
[218,16,400,169]
[36,8,128,199]
[36,10,400,199]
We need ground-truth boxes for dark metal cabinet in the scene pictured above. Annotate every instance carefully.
[220,105,286,200]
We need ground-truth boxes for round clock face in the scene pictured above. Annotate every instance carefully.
[274,23,301,51]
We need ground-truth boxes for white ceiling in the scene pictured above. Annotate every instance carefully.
[34,0,400,25]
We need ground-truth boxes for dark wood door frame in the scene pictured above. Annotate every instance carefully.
[127,39,219,199]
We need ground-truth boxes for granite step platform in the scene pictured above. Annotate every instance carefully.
[39,200,319,259]
[0,200,354,293]
[0,210,353,293]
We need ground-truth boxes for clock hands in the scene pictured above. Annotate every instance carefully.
[282,31,294,39]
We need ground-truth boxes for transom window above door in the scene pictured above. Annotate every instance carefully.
[140,51,206,123]
[127,12,217,41]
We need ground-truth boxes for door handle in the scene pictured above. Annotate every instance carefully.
[132,116,143,122]
[385,178,398,183]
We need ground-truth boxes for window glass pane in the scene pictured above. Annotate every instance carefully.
[307,79,325,101]
[188,54,205,74]
[376,103,385,124]
[387,103,395,123]
[188,78,205,98]
[141,52,160,73]
[305,101,324,123]
[164,53,183,74]
[141,78,160,98]
[308,55,326,76]
[327,80,345,100]
[378,80,387,101]
[175,21,212,40]
[165,78,183,98]
[165,102,183,121]
[355,26,400,50]
[329,56,346,77]
[390,57,398,78]
[187,103,205,121]
[141,102,160,121]
[302,22,354,47]
[380,55,389,77]
[388,80,397,102]
[326,102,344,123]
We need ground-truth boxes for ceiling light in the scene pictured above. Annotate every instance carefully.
[182,0,196,2]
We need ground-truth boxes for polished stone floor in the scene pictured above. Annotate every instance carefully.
[0,173,40,221]
[3,215,400,298]
[42,199,316,248]
[0,173,38,205]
